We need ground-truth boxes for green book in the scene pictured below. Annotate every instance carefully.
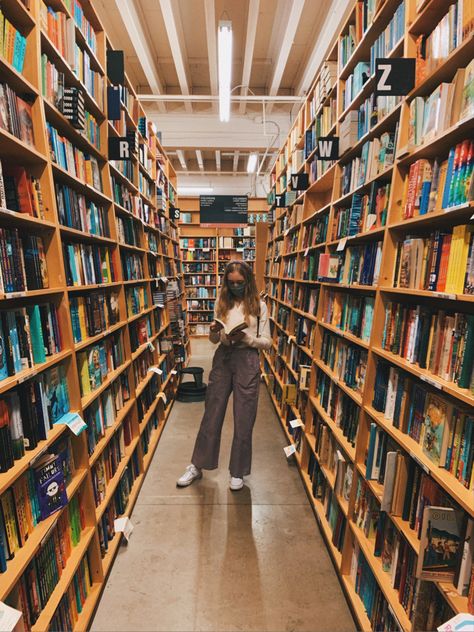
[458,314,474,388]
[27,305,46,364]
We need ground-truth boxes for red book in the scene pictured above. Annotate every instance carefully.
[435,233,452,292]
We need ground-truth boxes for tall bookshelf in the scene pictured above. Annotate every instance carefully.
[179,197,268,336]
[0,0,186,628]
[263,0,474,630]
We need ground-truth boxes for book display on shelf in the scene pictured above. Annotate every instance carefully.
[0,1,187,628]
[263,0,474,629]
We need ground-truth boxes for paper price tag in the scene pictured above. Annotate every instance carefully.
[289,419,304,429]
[161,276,169,283]
[148,366,163,376]
[284,444,296,458]
[304,247,310,257]
[147,341,155,352]
[366,214,377,230]
[114,517,134,541]
[336,237,347,252]
[434,292,456,300]
[156,303,165,309]
[56,412,87,436]
[158,392,167,404]
[170,369,178,375]
[284,229,289,236]
[0,601,23,631]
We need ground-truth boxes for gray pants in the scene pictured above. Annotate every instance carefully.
[191,344,260,478]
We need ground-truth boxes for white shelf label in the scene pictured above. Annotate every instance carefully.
[57,412,87,436]
[0,601,23,631]
[114,517,134,541]
[304,247,310,256]
[148,366,163,375]
[284,444,296,458]
[158,392,168,404]
[434,292,456,300]
[409,451,430,474]
[336,237,347,252]
[147,341,155,352]
[289,418,304,429]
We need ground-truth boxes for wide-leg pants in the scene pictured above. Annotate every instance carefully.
[191,344,260,478]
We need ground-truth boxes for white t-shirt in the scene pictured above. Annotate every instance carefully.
[209,300,272,350]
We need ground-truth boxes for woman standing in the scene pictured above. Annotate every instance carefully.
[177,260,272,490]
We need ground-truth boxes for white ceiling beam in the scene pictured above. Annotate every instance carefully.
[267,0,305,114]
[204,0,218,112]
[176,149,187,170]
[196,150,204,171]
[296,0,352,95]
[114,0,165,113]
[239,0,260,115]
[215,150,221,171]
[233,151,240,176]
[159,0,192,113]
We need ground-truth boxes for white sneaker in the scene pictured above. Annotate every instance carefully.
[177,464,202,487]
[230,476,244,491]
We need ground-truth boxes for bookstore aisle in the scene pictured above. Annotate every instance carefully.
[90,339,356,632]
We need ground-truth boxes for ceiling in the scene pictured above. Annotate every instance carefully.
[94,0,347,193]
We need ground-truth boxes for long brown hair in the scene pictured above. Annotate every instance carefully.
[215,260,260,320]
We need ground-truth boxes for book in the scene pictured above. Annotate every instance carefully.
[33,453,68,520]
[416,505,465,581]
[213,314,248,336]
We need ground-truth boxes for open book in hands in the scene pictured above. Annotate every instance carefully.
[213,315,248,336]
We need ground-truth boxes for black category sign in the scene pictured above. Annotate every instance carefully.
[108,137,133,160]
[316,136,339,160]
[275,193,286,207]
[200,195,248,225]
[290,173,309,191]
[375,58,416,96]
[171,207,180,221]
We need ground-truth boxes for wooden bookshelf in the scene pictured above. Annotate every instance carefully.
[0,0,187,629]
[263,0,474,630]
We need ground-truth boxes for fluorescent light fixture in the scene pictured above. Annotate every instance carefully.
[176,150,187,169]
[218,20,232,122]
[177,186,214,195]
[247,152,258,173]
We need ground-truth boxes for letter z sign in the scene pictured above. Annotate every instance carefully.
[375,58,415,96]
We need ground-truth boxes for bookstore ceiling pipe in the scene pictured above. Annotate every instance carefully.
[138,94,303,102]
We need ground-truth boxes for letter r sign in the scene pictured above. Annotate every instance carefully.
[375,58,415,96]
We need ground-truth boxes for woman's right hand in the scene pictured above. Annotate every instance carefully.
[210,321,223,333]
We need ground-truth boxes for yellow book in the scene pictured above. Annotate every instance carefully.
[1,492,20,554]
[104,249,112,283]
[435,161,449,211]
[0,11,4,58]
[77,297,88,339]
[445,226,461,293]
[78,351,91,395]
[454,225,472,293]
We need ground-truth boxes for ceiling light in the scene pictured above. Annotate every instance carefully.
[247,152,258,173]
[177,186,214,195]
[218,20,232,122]
[176,150,187,169]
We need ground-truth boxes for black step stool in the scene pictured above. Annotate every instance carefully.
[177,367,207,402]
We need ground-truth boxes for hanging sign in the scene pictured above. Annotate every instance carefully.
[275,193,286,208]
[290,173,309,191]
[107,50,125,85]
[316,137,339,160]
[109,137,134,160]
[375,58,416,96]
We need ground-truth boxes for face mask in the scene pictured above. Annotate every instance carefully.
[229,282,246,298]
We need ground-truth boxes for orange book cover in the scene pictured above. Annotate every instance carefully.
[16,97,35,147]
[435,233,452,292]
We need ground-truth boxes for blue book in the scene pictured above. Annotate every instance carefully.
[442,147,456,209]
[0,325,9,380]
[6,311,22,374]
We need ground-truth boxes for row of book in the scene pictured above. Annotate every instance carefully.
[0,83,35,147]
[129,315,151,353]
[121,252,144,282]
[368,0,405,75]
[47,123,103,191]
[91,424,133,508]
[0,10,27,74]
[403,139,474,219]
[381,302,474,390]
[77,333,124,397]
[0,365,70,472]
[0,162,45,218]
[340,130,397,196]
[1,445,77,572]
[393,225,474,295]
[320,332,367,394]
[409,65,473,149]
[321,291,374,343]
[0,230,48,293]
[70,291,120,344]
[373,361,474,488]
[126,285,148,318]
[56,182,110,236]
[180,238,216,249]
[0,303,62,380]
[85,377,130,457]
[332,183,390,239]
[48,553,93,631]
[63,241,116,287]
[315,373,360,447]
[318,241,383,286]
[117,216,141,248]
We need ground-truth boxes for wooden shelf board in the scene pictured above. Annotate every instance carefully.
[0,348,72,397]
[309,395,357,463]
[318,321,370,350]
[59,224,115,245]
